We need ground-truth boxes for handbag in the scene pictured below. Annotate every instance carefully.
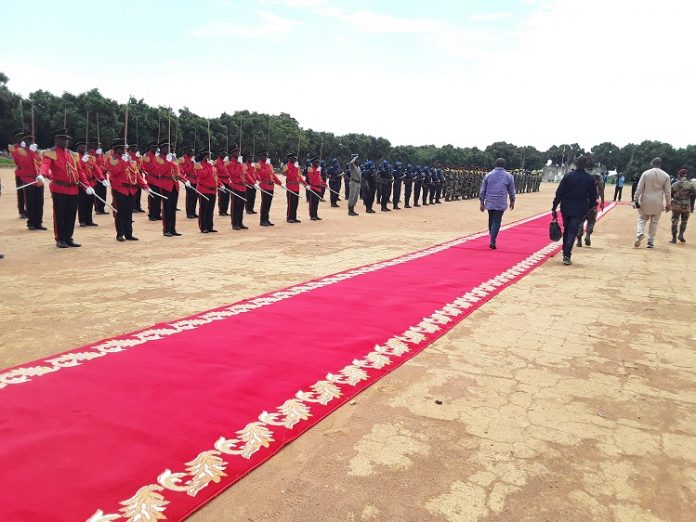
[549,218,562,241]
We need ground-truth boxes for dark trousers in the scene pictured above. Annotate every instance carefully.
[260,191,273,223]
[148,185,162,219]
[562,213,584,259]
[198,193,216,231]
[329,178,341,205]
[404,180,412,206]
[162,188,178,234]
[434,183,442,202]
[25,184,44,228]
[631,183,638,201]
[16,175,26,215]
[413,181,422,204]
[287,190,299,221]
[487,209,504,245]
[245,187,257,213]
[134,187,143,211]
[77,186,95,225]
[364,180,376,210]
[51,192,78,242]
[231,189,246,227]
[94,182,107,213]
[113,190,134,239]
[393,180,402,207]
[344,176,350,199]
[309,190,320,218]
[380,183,392,209]
[613,185,623,201]
[218,188,230,215]
[422,184,430,205]
[186,184,198,217]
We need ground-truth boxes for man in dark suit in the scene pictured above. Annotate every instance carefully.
[551,155,598,265]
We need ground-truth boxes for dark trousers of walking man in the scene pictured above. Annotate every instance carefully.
[562,213,584,261]
[162,189,178,235]
[487,210,504,247]
[113,191,134,239]
[77,186,96,225]
[24,184,44,229]
[613,185,623,201]
[287,190,299,222]
[52,193,78,244]
[198,193,216,232]
[186,184,198,217]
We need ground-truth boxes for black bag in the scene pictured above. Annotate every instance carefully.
[549,219,562,241]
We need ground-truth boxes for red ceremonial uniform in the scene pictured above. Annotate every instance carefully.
[40,146,89,195]
[11,144,41,184]
[214,158,230,187]
[284,162,305,191]
[140,151,160,187]
[258,162,282,191]
[180,154,196,183]
[152,156,179,192]
[244,161,259,185]
[227,158,246,191]
[78,155,105,187]
[91,148,106,171]
[307,166,326,191]
[105,155,148,196]
[195,159,218,195]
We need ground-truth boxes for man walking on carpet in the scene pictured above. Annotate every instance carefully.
[479,158,515,249]
[551,155,597,265]
[633,157,671,249]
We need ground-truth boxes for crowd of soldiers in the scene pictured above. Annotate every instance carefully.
[3,127,542,251]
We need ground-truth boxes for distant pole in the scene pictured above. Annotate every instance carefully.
[19,99,25,131]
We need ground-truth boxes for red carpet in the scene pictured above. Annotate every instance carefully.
[0,206,614,521]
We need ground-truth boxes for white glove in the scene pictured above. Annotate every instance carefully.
[82,154,89,163]
[266,158,271,165]
[135,151,141,158]
[36,174,46,183]
[155,151,160,157]
[20,141,26,148]
[102,179,111,188]
[121,154,130,162]
[166,153,173,162]
[185,180,192,188]
[294,161,300,168]
[254,183,260,189]
[237,155,243,163]
[172,153,177,159]
[86,187,95,196]
[317,166,322,172]
[29,144,38,152]
[96,148,103,155]
[224,156,229,162]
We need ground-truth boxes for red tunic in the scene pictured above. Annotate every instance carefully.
[244,161,258,186]
[180,154,196,183]
[140,151,160,188]
[105,155,148,196]
[214,158,230,187]
[307,166,326,191]
[152,156,179,192]
[78,155,105,187]
[10,144,41,184]
[40,146,89,195]
[195,160,218,195]
[257,162,282,192]
[283,162,305,191]
[227,159,246,192]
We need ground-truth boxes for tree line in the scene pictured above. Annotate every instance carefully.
[1,73,694,175]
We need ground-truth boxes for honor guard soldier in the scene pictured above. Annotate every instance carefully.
[129,144,145,213]
[245,155,260,215]
[75,140,105,227]
[180,146,198,218]
[11,130,45,230]
[8,129,28,218]
[105,138,149,241]
[39,128,91,248]
[256,151,282,226]
[284,153,306,223]
[403,164,414,208]
[141,142,162,220]
[378,160,393,212]
[392,161,404,209]
[91,142,110,214]
[327,158,342,207]
[156,140,185,237]
[195,150,218,233]
[413,166,423,207]
[228,153,251,230]
[215,150,231,216]
[307,157,326,220]
[362,160,377,213]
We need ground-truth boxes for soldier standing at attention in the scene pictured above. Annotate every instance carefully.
[576,169,605,247]
[256,151,282,226]
[307,158,326,220]
[195,150,218,233]
[11,131,44,230]
[8,130,28,218]
[669,169,696,243]
[378,160,393,212]
[105,138,149,241]
[347,153,361,216]
[362,160,377,213]
[245,156,259,215]
[141,142,162,221]
[39,128,91,248]
[413,166,422,207]
[156,140,185,237]
[91,142,110,215]
[75,140,105,228]
[403,164,414,208]
[392,161,404,209]
[327,158,342,207]
[421,166,432,206]
[215,150,231,216]
[284,152,306,223]
[180,146,198,218]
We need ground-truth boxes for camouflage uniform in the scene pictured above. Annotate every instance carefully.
[670,176,696,242]
[577,172,605,246]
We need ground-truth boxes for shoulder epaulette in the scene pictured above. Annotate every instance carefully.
[109,157,120,166]
[143,156,151,163]
[8,144,16,153]
[194,163,202,170]
[43,150,57,160]
[16,147,28,157]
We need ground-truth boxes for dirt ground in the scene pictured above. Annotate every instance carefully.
[1,167,694,521]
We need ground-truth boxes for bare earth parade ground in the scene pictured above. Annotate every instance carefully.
[1,169,694,521]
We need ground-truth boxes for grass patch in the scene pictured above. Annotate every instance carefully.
[0,157,15,167]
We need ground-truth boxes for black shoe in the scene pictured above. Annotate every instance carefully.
[404,204,411,208]
[172,231,182,236]
[148,217,159,221]
[208,229,218,233]
[286,219,294,223]
[134,208,144,213]
[260,222,269,227]
[576,237,583,248]
[126,236,139,241]
[489,243,497,250]
[414,203,420,207]
[117,236,125,241]
[36,225,47,230]
[163,232,173,237]
[19,212,28,219]
[240,225,249,230]
[349,210,359,216]
[86,222,98,227]
[331,203,339,207]
[27,225,37,230]
[56,240,70,248]
[670,236,677,244]
[366,209,376,214]
[201,229,209,233]
[194,214,199,218]
[187,214,195,219]
[267,222,275,226]
[584,235,591,246]
[562,256,572,265]
[79,222,87,227]
[232,225,241,230]
[66,240,81,247]
[393,206,401,210]
[294,218,301,223]
[679,235,686,243]
[310,216,318,221]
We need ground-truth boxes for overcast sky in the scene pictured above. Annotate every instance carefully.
[2,0,692,151]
